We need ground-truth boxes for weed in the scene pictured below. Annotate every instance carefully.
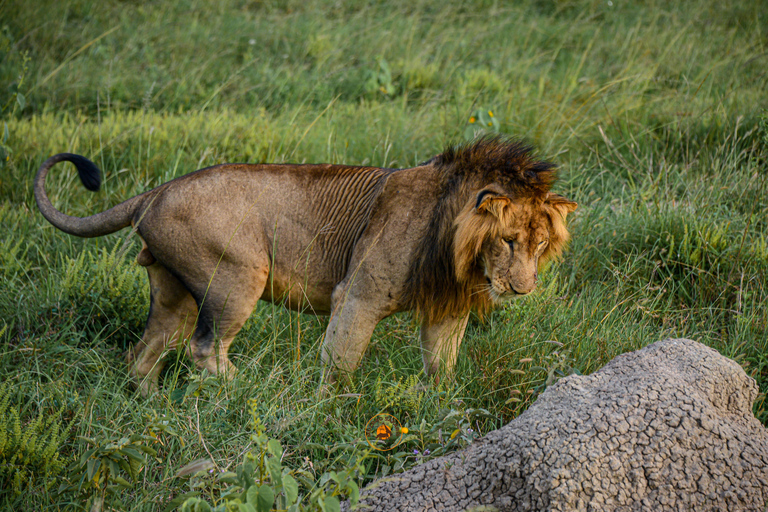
[0,382,65,498]
[58,433,157,511]
[61,241,149,342]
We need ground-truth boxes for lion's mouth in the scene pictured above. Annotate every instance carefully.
[486,277,532,303]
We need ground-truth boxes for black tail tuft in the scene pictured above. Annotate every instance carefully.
[65,153,102,191]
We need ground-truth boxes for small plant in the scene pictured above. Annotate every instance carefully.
[172,370,223,403]
[59,433,158,512]
[60,241,149,337]
[464,108,500,140]
[0,204,31,278]
[178,400,362,512]
[373,362,424,416]
[759,109,768,160]
[337,406,497,483]
[363,57,396,96]
[0,35,30,167]
[401,407,495,462]
[530,343,582,394]
[0,383,65,496]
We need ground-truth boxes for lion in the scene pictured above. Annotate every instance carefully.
[34,137,576,395]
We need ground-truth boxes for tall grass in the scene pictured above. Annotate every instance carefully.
[0,0,766,509]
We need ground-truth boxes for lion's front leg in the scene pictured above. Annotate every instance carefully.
[320,281,393,385]
[321,301,383,384]
[419,313,470,377]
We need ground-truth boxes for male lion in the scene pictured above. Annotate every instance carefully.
[35,137,576,395]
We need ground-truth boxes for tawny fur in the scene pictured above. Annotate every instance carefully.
[34,137,576,394]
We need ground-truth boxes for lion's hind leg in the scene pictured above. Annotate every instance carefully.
[129,262,198,397]
[185,263,269,379]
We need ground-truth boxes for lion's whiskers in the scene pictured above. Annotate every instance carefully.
[471,283,494,298]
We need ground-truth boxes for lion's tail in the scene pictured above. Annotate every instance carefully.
[34,153,143,238]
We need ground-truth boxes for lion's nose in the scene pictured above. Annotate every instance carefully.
[512,279,537,295]
[511,285,534,295]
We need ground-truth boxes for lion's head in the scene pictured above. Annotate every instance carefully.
[404,136,577,323]
[454,188,577,302]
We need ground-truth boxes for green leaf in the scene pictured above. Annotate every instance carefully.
[16,93,25,110]
[141,444,158,457]
[87,458,101,482]
[108,458,121,478]
[163,492,201,512]
[347,480,360,504]
[240,460,255,488]
[218,471,239,484]
[118,458,133,478]
[179,497,211,512]
[282,474,299,504]
[80,447,98,466]
[266,456,282,485]
[113,476,132,488]
[257,484,275,512]
[170,388,186,404]
[246,484,259,504]
[267,439,282,457]
[324,496,341,512]
[121,447,146,461]
[2,122,8,143]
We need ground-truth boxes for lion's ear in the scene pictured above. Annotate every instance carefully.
[475,190,511,218]
[539,192,576,269]
[544,192,577,219]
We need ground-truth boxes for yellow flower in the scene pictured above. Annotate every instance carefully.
[469,116,476,124]
[400,427,409,434]
[488,110,494,117]
[488,122,493,126]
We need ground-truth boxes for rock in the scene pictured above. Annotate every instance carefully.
[350,339,768,511]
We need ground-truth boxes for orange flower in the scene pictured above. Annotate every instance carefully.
[469,116,476,124]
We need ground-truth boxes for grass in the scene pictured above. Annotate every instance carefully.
[1,0,767,509]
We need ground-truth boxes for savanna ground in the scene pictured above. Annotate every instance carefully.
[1,0,767,510]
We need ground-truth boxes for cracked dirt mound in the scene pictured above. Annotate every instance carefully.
[351,339,768,511]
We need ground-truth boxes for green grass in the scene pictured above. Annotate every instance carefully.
[1,0,767,509]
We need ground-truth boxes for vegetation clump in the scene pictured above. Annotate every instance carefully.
[0,382,65,498]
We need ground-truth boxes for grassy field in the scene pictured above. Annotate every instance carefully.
[1,0,767,509]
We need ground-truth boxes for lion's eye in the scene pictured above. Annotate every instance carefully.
[503,238,514,246]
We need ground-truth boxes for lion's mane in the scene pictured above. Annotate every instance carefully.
[403,136,570,324]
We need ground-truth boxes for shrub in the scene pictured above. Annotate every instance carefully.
[60,241,149,342]
[0,382,65,497]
